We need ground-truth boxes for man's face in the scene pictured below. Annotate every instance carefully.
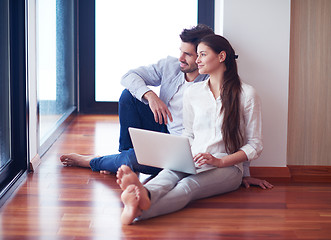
[179,42,198,74]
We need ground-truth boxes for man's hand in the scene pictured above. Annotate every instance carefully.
[143,91,173,125]
[242,177,274,189]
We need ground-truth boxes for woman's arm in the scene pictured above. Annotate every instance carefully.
[194,150,247,168]
[194,151,274,189]
[242,177,274,189]
[240,85,263,161]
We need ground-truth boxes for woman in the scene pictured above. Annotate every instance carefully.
[116,34,263,225]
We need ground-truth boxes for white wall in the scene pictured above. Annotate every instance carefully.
[220,0,291,167]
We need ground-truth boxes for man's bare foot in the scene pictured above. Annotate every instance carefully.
[117,165,150,210]
[121,185,142,225]
[60,153,96,168]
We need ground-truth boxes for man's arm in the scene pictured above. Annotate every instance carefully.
[121,58,169,103]
[121,57,174,124]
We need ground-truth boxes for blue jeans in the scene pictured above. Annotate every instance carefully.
[90,89,168,174]
[90,148,163,174]
[118,89,168,151]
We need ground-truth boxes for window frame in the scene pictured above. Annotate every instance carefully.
[78,0,215,114]
[0,0,29,207]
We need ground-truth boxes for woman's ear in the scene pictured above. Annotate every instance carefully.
[219,51,226,63]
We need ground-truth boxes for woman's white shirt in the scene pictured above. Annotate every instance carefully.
[182,80,263,173]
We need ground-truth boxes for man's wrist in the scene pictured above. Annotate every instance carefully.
[143,90,157,102]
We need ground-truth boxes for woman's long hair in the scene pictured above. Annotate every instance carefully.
[199,35,243,154]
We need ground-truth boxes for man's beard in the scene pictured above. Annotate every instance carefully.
[180,63,198,73]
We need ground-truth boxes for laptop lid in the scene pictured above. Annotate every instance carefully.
[128,127,215,174]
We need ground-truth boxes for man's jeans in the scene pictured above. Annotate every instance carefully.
[118,89,168,151]
[90,89,168,174]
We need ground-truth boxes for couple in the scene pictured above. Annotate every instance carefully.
[60,25,272,223]
[116,34,265,224]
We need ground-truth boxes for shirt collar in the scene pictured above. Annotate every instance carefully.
[204,78,221,101]
[194,74,209,83]
[203,78,211,89]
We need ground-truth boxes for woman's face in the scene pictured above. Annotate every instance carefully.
[196,43,223,75]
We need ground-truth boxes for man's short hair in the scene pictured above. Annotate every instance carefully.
[180,24,214,50]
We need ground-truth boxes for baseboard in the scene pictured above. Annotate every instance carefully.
[250,165,331,182]
[287,165,331,182]
[250,166,291,178]
[29,154,41,172]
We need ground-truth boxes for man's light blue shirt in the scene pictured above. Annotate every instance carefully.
[121,56,208,106]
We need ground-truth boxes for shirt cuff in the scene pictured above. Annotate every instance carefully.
[240,144,258,161]
[136,86,151,104]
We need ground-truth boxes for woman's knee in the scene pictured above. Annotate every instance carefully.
[177,177,200,196]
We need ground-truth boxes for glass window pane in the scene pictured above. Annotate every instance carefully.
[0,0,11,169]
[37,0,75,144]
[95,0,198,102]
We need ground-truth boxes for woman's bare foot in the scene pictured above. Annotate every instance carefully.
[116,165,139,190]
[60,153,96,168]
[117,165,151,210]
[121,185,142,225]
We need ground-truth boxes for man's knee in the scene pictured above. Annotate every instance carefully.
[119,89,135,105]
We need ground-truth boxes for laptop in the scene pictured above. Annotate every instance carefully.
[128,127,216,174]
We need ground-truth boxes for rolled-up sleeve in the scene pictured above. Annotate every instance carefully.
[121,58,166,103]
[240,86,263,161]
[121,73,152,103]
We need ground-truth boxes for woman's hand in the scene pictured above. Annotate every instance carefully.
[242,177,274,189]
[194,150,247,168]
[193,153,222,167]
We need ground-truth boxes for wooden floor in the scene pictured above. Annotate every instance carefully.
[1,115,331,239]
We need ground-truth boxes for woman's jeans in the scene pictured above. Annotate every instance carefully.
[138,166,243,220]
[90,89,167,174]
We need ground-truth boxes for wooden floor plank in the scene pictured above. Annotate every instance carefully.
[1,114,331,239]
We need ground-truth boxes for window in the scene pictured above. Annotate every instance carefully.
[95,0,198,102]
[36,0,77,155]
[0,0,28,205]
[0,0,11,174]
[79,0,214,113]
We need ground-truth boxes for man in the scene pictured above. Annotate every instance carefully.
[60,24,273,189]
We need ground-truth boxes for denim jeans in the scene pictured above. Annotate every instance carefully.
[90,89,168,175]
[118,89,168,151]
[90,148,163,174]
